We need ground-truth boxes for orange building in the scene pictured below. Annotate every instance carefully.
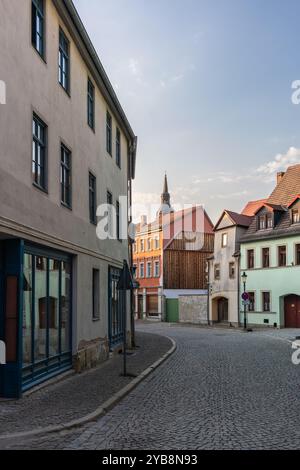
[133,175,214,320]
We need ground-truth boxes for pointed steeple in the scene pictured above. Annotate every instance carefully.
[157,173,173,216]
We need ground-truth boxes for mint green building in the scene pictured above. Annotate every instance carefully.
[239,165,300,328]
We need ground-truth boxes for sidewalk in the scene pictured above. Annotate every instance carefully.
[0,332,173,437]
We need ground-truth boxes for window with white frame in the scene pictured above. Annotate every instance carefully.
[139,263,144,278]
[146,261,152,278]
[147,239,151,251]
[154,261,160,277]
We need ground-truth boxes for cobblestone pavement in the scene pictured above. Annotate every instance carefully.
[2,323,300,450]
[0,331,171,447]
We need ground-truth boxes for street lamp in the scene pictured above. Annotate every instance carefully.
[241,271,248,330]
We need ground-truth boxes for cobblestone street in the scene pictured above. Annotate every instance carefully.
[2,323,300,450]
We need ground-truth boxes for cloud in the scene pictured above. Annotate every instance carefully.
[210,190,249,200]
[129,58,140,76]
[256,147,300,179]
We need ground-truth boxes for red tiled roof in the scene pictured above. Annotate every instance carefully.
[288,194,300,208]
[241,199,267,216]
[267,164,300,206]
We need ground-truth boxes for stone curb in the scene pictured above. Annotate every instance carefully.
[0,335,176,442]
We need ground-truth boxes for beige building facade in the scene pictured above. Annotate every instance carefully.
[0,0,137,398]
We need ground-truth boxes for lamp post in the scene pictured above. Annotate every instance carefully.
[241,271,248,330]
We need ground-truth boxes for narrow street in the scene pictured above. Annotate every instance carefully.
[3,323,300,450]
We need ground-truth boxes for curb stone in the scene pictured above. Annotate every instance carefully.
[0,336,176,441]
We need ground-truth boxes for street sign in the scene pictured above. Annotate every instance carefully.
[242,292,249,301]
[242,300,250,306]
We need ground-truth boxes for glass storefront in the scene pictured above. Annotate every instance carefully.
[22,247,72,389]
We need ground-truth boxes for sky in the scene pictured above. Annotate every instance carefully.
[74,0,300,223]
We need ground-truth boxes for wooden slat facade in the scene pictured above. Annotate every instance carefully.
[163,232,214,290]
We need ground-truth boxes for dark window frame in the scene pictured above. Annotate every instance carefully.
[89,172,97,225]
[296,244,300,266]
[116,200,121,241]
[106,112,112,155]
[247,249,255,269]
[248,292,255,312]
[92,269,100,321]
[87,78,95,130]
[262,291,271,312]
[32,113,47,191]
[59,28,70,94]
[60,144,72,209]
[229,262,235,279]
[116,128,121,168]
[32,0,45,59]
[278,245,286,267]
[214,264,220,280]
[262,247,270,268]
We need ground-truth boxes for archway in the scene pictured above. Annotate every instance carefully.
[284,294,300,328]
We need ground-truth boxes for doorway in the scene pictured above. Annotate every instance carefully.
[217,297,229,323]
[284,295,300,328]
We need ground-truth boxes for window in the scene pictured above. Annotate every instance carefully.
[154,261,160,277]
[32,0,45,58]
[214,264,220,280]
[296,244,300,266]
[247,249,254,269]
[262,292,270,312]
[61,144,72,208]
[133,243,137,253]
[147,239,152,251]
[59,28,70,93]
[221,233,228,247]
[248,292,255,312]
[141,239,145,252]
[107,191,113,237]
[259,215,266,230]
[116,201,121,241]
[92,269,100,320]
[89,173,97,224]
[292,209,300,224]
[139,263,144,278]
[278,245,286,267]
[262,248,270,268]
[146,262,152,278]
[106,112,112,155]
[154,237,159,249]
[229,262,235,279]
[32,114,47,190]
[266,214,273,229]
[87,78,95,130]
[116,128,121,168]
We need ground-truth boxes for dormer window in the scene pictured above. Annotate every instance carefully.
[292,209,300,224]
[266,214,273,228]
[259,216,266,230]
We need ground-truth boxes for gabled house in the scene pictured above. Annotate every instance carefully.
[133,175,214,322]
[239,165,300,328]
[208,208,261,326]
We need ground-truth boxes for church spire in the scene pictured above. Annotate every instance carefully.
[157,173,173,216]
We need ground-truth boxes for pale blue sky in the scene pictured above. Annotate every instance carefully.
[74,0,300,221]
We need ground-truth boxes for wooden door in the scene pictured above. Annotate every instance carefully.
[218,298,228,323]
[285,295,300,328]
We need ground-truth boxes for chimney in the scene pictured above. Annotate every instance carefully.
[140,215,147,226]
[277,172,285,185]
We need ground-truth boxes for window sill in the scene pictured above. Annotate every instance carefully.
[92,317,100,322]
[59,83,71,98]
[61,202,72,211]
[32,182,48,195]
[32,45,47,65]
